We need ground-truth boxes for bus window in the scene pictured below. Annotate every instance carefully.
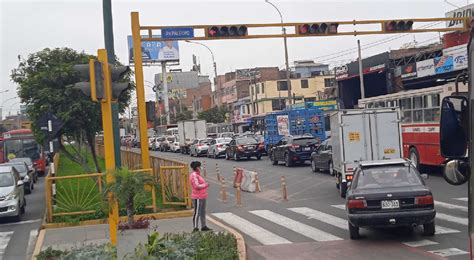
[423,94,440,122]
[374,101,385,108]
[386,100,397,108]
[399,98,412,123]
[413,96,423,122]
[367,102,374,108]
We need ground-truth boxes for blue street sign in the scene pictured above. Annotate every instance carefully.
[161,27,194,39]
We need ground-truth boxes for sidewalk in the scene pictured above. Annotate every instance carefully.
[35,216,226,259]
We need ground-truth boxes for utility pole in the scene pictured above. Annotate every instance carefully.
[357,39,365,99]
[161,62,170,125]
[468,29,474,260]
[102,0,121,167]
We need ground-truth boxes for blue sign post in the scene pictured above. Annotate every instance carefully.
[161,27,194,40]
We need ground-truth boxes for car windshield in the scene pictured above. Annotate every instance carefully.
[355,166,423,189]
[166,137,175,142]
[0,172,14,187]
[221,133,233,138]
[293,137,317,145]
[237,138,257,145]
[5,164,27,177]
[10,158,32,166]
[200,139,212,144]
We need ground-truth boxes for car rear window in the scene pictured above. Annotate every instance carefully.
[237,138,258,145]
[355,166,422,189]
[293,138,317,145]
[216,138,231,144]
[166,137,175,142]
[0,172,14,187]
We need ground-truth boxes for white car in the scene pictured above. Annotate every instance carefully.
[189,138,212,157]
[170,141,180,153]
[207,138,232,158]
[148,138,156,150]
[0,165,26,221]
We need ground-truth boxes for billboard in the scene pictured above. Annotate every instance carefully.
[127,35,179,64]
[434,56,454,74]
[416,59,435,78]
[277,115,289,136]
[445,4,474,28]
[444,44,468,70]
[400,63,417,79]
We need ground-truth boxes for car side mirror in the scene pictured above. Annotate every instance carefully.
[17,180,24,187]
[420,173,429,180]
[443,159,470,186]
[440,96,469,159]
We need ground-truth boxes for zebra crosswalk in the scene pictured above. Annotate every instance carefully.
[213,197,470,258]
[0,228,39,260]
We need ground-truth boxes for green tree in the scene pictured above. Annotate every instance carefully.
[11,48,133,172]
[105,168,155,227]
[198,106,229,123]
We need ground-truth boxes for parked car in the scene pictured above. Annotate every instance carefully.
[152,136,165,151]
[9,157,38,182]
[270,135,319,167]
[346,159,435,239]
[207,138,232,158]
[148,138,156,150]
[310,138,333,175]
[189,138,212,157]
[169,141,180,153]
[0,165,26,221]
[1,162,33,194]
[225,137,261,161]
[160,136,176,152]
[254,135,267,156]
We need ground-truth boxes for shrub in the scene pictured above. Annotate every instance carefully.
[37,244,116,260]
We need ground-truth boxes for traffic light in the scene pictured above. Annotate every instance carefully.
[110,66,131,101]
[207,25,248,38]
[297,23,339,35]
[384,20,414,32]
[72,59,104,101]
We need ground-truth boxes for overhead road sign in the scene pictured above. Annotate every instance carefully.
[161,27,194,39]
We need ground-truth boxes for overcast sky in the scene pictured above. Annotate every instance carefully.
[0,0,470,116]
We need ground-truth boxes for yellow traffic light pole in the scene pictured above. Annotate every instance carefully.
[97,49,119,246]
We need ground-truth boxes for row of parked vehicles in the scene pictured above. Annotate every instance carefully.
[0,157,41,221]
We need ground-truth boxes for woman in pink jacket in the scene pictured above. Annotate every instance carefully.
[189,161,211,232]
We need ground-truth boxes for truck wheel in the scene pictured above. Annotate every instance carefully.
[423,222,435,236]
[311,160,317,172]
[328,161,334,176]
[285,153,293,167]
[409,147,420,169]
[348,222,360,239]
[256,154,262,160]
[340,181,347,198]
[234,152,240,161]
[271,153,278,165]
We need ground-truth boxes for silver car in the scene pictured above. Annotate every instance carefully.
[2,162,34,194]
[9,157,38,183]
[189,138,212,157]
[207,138,232,158]
[0,165,26,221]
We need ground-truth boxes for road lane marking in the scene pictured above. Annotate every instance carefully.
[435,201,468,212]
[26,229,38,257]
[0,218,42,226]
[250,210,342,241]
[436,213,468,226]
[402,239,438,247]
[453,197,468,202]
[428,248,469,257]
[288,207,348,230]
[212,212,291,245]
[331,204,345,210]
[0,231,13,260]
[435,225,461,234]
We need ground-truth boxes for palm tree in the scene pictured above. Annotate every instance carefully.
[105,167,155,228]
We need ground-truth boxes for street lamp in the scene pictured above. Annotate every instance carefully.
[185,40,220,106]
[264,0,292,105]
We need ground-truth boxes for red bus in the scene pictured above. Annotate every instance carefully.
[358,82,468,168]
[2,129,47,175]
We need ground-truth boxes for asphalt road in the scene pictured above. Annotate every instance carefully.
[0,172,45,260]
[151,149,469,259]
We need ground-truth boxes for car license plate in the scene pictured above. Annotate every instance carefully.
[381,200,399,209]
[304,147,311,151]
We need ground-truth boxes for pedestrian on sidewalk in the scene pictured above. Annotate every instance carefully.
[189,161,212,232]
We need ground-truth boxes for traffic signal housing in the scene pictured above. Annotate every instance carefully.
[73,59,104,101]
[206,25,248,38]
[110,66,131,101]
[297,23,339,35]
[384,20,414,32]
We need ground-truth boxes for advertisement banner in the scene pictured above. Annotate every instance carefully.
[434,56,454,74]
[401,63,417,79]
[444,44,468,70]
[277,115,289,136]
[127,35,180,64]
[416,59,435,78]
[445,4,474,28]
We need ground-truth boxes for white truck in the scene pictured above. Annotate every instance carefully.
[330,108,403,198]
[177,120,207,154]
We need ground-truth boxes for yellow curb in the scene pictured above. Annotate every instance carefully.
[31,229,45,260]
[207,215,246,260]
[43,210,194,229]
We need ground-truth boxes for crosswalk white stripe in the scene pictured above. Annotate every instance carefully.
[454,197,468,202]
[428,248,469,257]
[212,213,291,245]
[435,201,468,212]
[288,207,348,230]
[26,230,38,257]
[436,213,468,226]
[435,225,461,234]
[0,231,13,260]
[402,239,438,247]
[331,204,345,210]
[250,210,342,242]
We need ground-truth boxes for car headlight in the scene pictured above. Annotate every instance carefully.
[5,192,16,201]
[23,175,30,182]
